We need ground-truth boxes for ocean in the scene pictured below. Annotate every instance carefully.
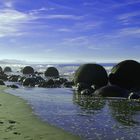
[1,62,116,79]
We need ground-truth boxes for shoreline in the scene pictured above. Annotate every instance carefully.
[0,86,81,140]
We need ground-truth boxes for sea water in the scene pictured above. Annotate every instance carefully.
[5,63,140,140]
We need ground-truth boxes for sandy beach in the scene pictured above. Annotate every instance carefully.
[0,86,80,140]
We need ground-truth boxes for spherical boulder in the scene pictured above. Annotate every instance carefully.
[94,85,129,98]
[23,78,36,87]
[22,66,34,75]
[44,67,59,78]
[109,60,140,90]
[74,63,108,88]
[4,67,12,72]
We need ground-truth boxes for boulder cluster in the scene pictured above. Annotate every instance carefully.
[74,60,140,99]
[0,66,74,89]
[0,59,140,99]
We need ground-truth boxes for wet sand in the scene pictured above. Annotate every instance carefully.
[0,86,80,140]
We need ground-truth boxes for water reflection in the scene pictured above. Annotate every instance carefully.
[74,91,140,127]
[109,100,140,126]
[73,91,105,111]
[6,88,140,140]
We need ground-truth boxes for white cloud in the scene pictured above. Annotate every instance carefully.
[0,9,30,37]
[0,5,84,38]
[112,0,140,8]
[118,11,140,20]
[87,46,102,50]
[43,14,83,20]
[73,21,102,31]
[117,11,140,25]
[119,27,140,37]
[56,28,72,32]
[3,0,15,8]
[63,36,89,44]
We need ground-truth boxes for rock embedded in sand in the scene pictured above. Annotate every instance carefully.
[94,85,129,98]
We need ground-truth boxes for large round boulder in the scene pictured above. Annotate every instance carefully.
[44,67,59,78]
[109,60,140,90]
[4,67,12,72]
[74,63,108,88]
[23,78,36,87]
[22,66,34,75]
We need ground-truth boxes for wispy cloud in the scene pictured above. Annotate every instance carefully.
[112,0,140,8]
[43,14,83,20]
[117,11,140,25]
[0,0,86,38]
[56,28,72,32]
[63,36,89,44]
[47,1,76,10]
[119,27,140,37]
[118,11,140,20]
[73,20,102,31]
[87,46,102,50]
[3,0,15,8]
[0,9,30,37]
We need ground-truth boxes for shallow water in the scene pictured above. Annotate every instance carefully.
[5,88,140,140]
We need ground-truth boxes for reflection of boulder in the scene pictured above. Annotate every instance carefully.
[73,91,105,110]
[44,67,59,78]
[109,100,140,126]
[94,85,129,98]
[74,64,108,88]
[22,66,34,74]
[109,60,140,90]
[4,67,12,72]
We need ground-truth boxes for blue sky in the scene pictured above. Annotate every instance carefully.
[0,0,140,63]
